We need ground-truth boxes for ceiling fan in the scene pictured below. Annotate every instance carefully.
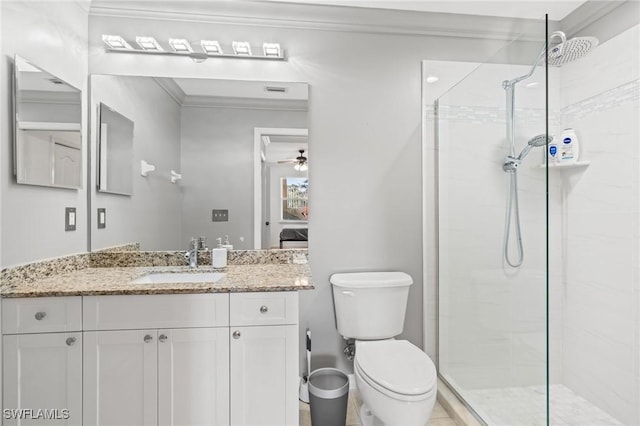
[278,149,308,171]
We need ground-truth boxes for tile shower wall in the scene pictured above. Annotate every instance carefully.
[556,24,640,425]
[434,60,563,391]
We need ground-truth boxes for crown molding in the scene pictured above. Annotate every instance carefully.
[89,0,559,42]
[153,77,185,106]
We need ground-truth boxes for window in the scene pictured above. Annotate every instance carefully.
[281,177,308,221]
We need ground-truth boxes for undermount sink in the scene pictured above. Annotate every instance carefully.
[131,272,226,285]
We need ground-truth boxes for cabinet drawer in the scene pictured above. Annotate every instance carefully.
[2,297,82,334]
[230,292,298,326]
[83,294,229,330]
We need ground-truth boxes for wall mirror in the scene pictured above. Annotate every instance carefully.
[13,55,82,189]
[97,103,134,195]
[90,74,308,252]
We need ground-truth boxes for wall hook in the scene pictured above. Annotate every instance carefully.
[141,160,156,177]
[170,170,182,184]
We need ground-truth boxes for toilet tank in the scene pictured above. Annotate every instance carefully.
[330,272,413,340]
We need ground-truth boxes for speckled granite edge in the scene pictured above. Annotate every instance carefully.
[2,264,314,298]
[1,253,90,294]
[93,243,140,252]
[90,249,308,268]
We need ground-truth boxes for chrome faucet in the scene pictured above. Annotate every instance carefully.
[185,238,198,268]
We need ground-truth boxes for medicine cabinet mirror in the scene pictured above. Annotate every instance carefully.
[13,55,82,189]
[97,103,134,195]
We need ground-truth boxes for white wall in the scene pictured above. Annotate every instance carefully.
[1,1,89,267]
[87,9,516,374]
[179,106,306,250]
[90,75,182,251]
[557,24,640,425]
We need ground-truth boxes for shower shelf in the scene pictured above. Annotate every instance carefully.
[538,160,591,170]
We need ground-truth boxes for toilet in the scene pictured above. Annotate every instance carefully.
[330,272,437,426]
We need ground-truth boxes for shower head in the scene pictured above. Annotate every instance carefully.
[503,32,599,88]
[547,36,599,67]
[517,134,553,160]
[528,134,552,147]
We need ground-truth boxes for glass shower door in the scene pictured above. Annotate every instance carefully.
[436,17,550,425]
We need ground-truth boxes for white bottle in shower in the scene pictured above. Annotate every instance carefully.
[559,128,580,163]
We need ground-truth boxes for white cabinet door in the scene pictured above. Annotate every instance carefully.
[230,325,298,426]
[158,328,230,426]
[3,333,82,426]
[83,330,157,426]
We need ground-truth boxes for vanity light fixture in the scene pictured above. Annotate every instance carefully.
[102,35,285,61]
[168,38,193,53]
[136,36,163,51]
[102,35,132,50]
[232,41,252,56]
[201,40,222,54]
[263,43,281,57]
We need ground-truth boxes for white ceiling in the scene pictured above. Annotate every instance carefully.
[252,0,587,20]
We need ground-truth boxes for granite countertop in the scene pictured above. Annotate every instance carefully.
[1,263,314,298]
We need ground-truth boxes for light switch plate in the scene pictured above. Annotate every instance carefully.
[212,209,229,222]
[97,208,106,229]
[65,207,76,231]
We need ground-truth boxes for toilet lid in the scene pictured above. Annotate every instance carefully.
[356,340,436,396]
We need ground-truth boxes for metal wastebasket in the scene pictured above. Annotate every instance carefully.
[308,368,349,426]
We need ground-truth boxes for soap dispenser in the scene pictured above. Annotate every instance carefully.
[222,235,233,250]
[211,238,227,268]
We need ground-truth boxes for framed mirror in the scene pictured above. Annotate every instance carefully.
[90,75,308,252]
[13,55,82,189]
[97,103,134,195]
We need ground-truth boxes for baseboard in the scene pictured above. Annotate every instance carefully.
[348,373,357,390]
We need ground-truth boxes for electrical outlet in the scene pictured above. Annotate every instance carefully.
[65,207,76,231]
[97,208,106,229]
[212,209,229,222]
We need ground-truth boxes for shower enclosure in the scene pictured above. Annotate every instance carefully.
[431,12,640,426]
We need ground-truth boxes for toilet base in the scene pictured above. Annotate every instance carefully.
[359,404,383,426]
[359,403,428,426]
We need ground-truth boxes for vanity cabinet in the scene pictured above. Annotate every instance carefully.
[83,328,229,426]
[229,292,299,426]
[2,292,299,426]
[2,297,84,426]
[2,332,82,426]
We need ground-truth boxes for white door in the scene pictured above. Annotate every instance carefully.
[83,330,157,426]
[230,325,298,426]
[158,328,230,426]
[3,333,82,426]
[53,141,81,187]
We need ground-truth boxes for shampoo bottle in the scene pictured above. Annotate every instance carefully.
[560,128,579,163]
[548,143,559,164]
[211,238,227,268]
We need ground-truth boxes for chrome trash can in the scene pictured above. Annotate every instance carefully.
[308,368,349,426]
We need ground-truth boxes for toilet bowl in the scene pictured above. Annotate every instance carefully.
[354,340,436,426]
[330,272,438,426]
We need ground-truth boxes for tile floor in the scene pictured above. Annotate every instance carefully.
[299,389,456,426]
[465,384,623,426]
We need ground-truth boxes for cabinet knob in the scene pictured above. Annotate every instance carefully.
[34,311,46,321]
[144,334,153,343]
[233,331,241,339]
[260,305,268,314]
[66,337,76,346]
[159,334,167,343]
